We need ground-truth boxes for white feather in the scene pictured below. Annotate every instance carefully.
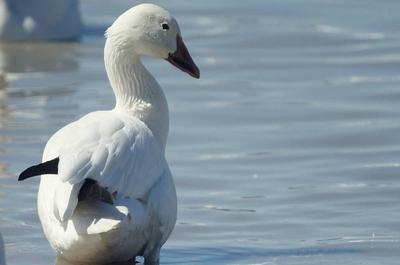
[54,180,82,222]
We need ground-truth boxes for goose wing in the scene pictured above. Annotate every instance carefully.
[43,111,165,222]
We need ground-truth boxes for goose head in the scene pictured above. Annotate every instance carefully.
[106,3,200,78]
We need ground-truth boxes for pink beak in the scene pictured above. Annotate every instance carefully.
[166,35,200,79]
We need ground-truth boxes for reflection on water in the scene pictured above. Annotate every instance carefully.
[0,233,4,265]
[0,42,79,74]
[55,257,138,265]
[55,257,148,265]
[0,41,79,129]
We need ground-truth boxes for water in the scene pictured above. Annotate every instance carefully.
[1,0,400,264]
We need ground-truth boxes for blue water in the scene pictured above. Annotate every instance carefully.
[1,0,400,264]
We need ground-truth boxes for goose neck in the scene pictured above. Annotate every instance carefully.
[104,39,169,150]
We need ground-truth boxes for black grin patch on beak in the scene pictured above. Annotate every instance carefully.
[166,35,200,79]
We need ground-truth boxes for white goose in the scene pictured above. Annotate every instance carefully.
[19,3,199,264]
[0,0,81,41]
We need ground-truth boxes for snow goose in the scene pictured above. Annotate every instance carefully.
[18,3,199,264]
[0,0,81,41]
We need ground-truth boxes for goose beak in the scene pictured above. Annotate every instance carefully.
[167,35,200,79]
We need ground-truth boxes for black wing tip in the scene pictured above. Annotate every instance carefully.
[18,165,42,181]
[18,170,31,181]
[18,157,59,181]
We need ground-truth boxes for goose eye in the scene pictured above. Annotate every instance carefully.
[162,23,169,31]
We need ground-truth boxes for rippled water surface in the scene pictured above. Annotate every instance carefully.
[1,0,400,264]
